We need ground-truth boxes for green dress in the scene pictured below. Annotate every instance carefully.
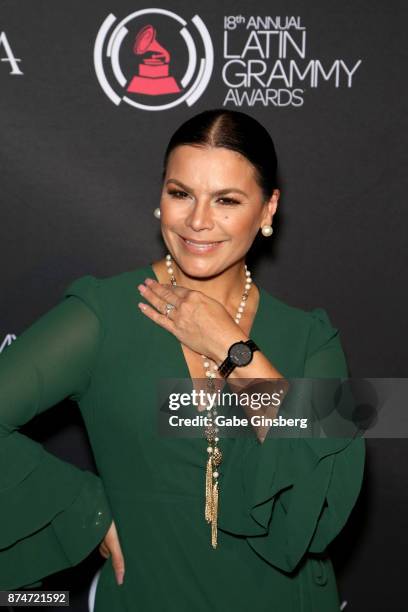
[0,263,365,611]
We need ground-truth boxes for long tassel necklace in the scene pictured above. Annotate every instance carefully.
[164,253,253,548]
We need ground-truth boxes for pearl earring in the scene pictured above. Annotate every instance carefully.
[261,224,273,237]
[153,207,161,219]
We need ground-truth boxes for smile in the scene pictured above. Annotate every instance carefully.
[179,235,226,253]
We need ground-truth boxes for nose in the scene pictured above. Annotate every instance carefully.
[185,198,215,232]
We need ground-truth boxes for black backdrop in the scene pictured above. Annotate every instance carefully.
[1,1,407,610]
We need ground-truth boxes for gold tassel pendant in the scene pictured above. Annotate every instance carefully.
[205,455,213,522]
[203,375,222,548]
[205,448,221,548]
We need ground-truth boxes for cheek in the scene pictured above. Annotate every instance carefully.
[220,212,256,233]
[160,201,185,225]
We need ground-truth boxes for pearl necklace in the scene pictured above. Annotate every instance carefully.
[164,253,253,548]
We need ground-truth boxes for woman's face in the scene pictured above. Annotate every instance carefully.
[159,145,279,278]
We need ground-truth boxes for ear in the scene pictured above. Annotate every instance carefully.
[261,189,280,225]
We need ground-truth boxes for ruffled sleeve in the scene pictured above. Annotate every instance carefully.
[217,307,365,573]
[0,275,113,589]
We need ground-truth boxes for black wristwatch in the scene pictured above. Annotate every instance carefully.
[218,339,260,378]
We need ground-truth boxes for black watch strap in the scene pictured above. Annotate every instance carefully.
[218,339,260,378]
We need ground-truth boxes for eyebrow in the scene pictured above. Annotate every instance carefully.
[165,178,248,197]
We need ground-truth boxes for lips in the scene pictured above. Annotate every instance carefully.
[180,235,224,244]
[178,234,225,253]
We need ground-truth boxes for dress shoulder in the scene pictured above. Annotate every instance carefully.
[306,307,341,359]
[63,274,103,324]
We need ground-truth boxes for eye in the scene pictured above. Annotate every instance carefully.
[167,190,240,205]
[218,197,240,205]
[168,190,188,199]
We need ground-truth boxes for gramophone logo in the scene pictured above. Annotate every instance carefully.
[94,8,214,110]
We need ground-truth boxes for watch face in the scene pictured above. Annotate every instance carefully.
[229,342,252,366]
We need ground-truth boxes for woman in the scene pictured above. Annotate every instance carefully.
[0,109,365,611]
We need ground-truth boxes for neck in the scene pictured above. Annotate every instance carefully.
[152,257,251,310]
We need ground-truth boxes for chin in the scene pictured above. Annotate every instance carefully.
[170,251,223,279]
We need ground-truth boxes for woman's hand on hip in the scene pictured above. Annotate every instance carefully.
[137,278,246,362]
[99,520,125,585]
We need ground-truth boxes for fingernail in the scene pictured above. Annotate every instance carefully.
[117,571,124,585]
[145,278,154,285]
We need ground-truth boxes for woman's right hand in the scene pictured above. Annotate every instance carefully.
[98,520,125,585]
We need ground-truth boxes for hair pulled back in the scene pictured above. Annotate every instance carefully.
[161,109,278,202]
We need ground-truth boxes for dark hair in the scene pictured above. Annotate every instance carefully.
[161,109,278,202]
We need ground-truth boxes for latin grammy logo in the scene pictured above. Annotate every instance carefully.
[127,24,181,95]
